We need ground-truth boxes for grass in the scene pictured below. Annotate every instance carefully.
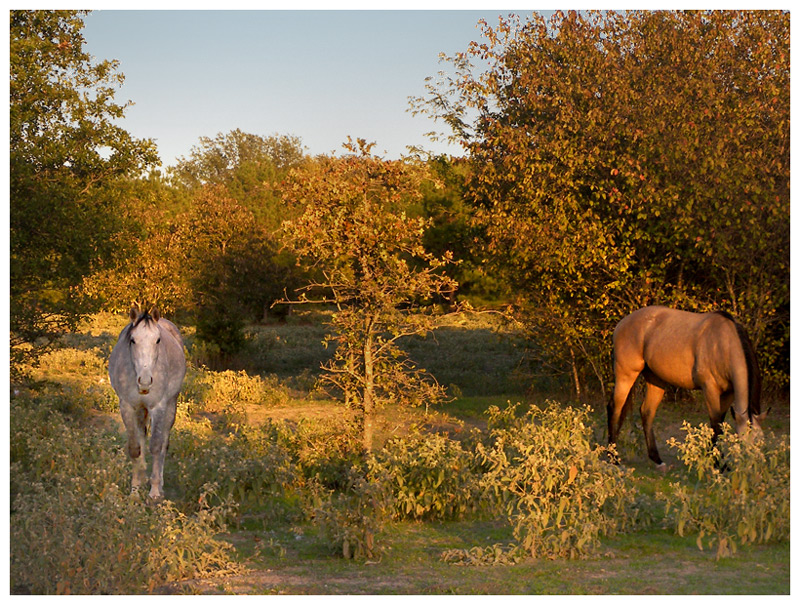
[11,309,791,595]
[170,522,789,595]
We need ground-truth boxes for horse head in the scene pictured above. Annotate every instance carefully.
[128,305,162,395]
[733,406,768,443]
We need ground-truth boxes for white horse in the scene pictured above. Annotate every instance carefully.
[109,306,186,500]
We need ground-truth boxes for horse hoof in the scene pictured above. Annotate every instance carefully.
[656,462,668,474]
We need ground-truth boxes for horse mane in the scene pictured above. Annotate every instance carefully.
[712,309,736,322]
[125,309,159,344]
[713,311,762,418]
[133,311,157,329]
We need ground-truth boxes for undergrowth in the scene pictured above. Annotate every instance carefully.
[10,315,791,593]
[661,423,790,559]
[10,395,242,595]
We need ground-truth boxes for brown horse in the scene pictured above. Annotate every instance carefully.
[608,306,764,468]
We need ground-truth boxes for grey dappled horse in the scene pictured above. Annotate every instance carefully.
[109,306,186,500]
[608,306,764,468]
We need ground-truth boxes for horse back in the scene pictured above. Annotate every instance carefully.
[615,306,726,390]
[158,318,184,349]
[615,306,752,395]
[156,318,187,392]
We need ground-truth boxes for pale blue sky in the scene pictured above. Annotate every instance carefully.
[81,9,551,167]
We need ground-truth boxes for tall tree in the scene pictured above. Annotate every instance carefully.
[282,139,457,452]
[10,10,158,373]
[170,129,306,229]
[413,10,789,390]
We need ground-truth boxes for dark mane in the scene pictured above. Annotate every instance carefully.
[124,310,158,345]
[712,309,736,322]
[133,311,156,329]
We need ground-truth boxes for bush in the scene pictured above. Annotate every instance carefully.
[10,393,242,594]
[374,431,483,521]
[10,392,126,499]
[475,402,641,559]
[167,416,300,522]
[182,366,290,429]
[663,423,790,559]
[309,463,393,560]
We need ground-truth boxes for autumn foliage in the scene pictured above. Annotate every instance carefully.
[414,10,789,390]
[281,139,458,451]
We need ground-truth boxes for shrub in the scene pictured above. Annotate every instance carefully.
[182,366,290,429]
[10,393,242,594]
[663,422,790,559]
[167,416,300,522]
[280,415,364,490]
[309,462,392,561]
[475,402,641,559]
[10,392,127,499]
[373,431,483,521]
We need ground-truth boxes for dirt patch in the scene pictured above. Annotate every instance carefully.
[156,565,433,595]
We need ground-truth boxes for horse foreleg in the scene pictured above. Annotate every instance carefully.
[147,399,177,501]
[120,402,148,492]
[640,378,666,467]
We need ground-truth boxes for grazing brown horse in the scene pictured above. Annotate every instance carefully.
[608,306,764,468]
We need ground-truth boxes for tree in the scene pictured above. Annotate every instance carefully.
[169,129,307,323]
[10,10,158,373]
[416,155,509,303]
[413,10,789,390]
[84,183,297,363]
[281,139,457,452]
[182,185,298,360]
[170,129,306,229]
[80,174,193,315]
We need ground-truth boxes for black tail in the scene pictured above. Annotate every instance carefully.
[714,311,762,420]
[735,322,762,419]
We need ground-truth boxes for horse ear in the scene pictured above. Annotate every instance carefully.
[151,307,161,322]
[129,306,140,323]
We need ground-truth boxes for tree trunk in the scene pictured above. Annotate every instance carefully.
[362,321,375,452]
[570,347,582,401]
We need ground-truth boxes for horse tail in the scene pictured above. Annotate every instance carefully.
[735,322,762,419]
[716,311,762,419]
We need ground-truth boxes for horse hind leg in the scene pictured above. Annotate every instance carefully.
[640,373,667,468]
[608,370,638,451]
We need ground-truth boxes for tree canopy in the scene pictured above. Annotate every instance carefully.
[282,139,457,451]
[413,10,789,389]
[10,9,159,371]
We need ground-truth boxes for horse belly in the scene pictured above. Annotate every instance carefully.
[643,347,697,390]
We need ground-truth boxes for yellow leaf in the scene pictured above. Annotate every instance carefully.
[567,464,578,484]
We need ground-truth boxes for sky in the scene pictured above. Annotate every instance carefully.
[80,6,549,168]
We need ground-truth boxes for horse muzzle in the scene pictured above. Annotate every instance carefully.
[137,374,154,395]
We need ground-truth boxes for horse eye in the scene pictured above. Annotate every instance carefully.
[130,338,136,345]
[157,338,161,344]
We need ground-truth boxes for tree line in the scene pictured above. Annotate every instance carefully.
[11,10,789,400]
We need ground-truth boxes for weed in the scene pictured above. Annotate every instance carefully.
[374,430,483,521]
[10,394,242,594]
[309,463,393,560]
[474,402,642,559]
[662,423,790,559]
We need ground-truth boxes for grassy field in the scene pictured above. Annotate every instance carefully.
[10,310,791,594]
